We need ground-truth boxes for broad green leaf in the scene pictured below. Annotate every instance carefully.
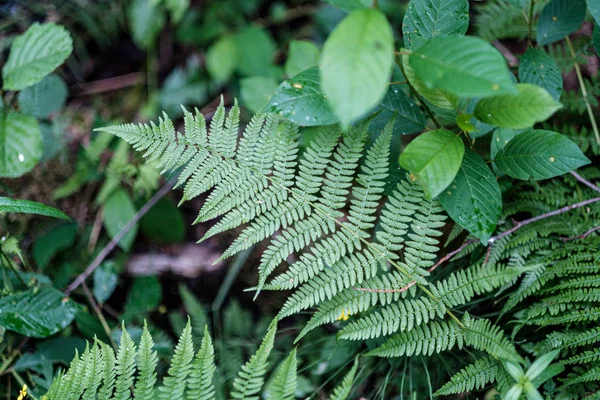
[123,276,162,320]
[102,188,138,252]
[0,288,76,338]
[398,129,465,199]
[321,8,394,127]
[474,84,562,129]
[495,129,591,180]
[402,54,458,110]
[536,0,586,45]
[371,86,426,135]
[439,149,502,244]
[140,197,185,244]
[0,112,42,178]
[590,0,600,25]
[18,74,68,118]
[525,350,560,381]
[240,76,279,113]
[456,114,476,133]
[518,48,562,101]
[206,36,237,83]
[594,23,600,55]
[409,36,517,98]
[491,128,522,160]
[402,0,469,50]
[128,0,166,49]
[285,40,320,78]
[234,26,277,77]
[2,23,73,91]
[323,0,369,12]
[0,197,69,220]
[462,98,495,138]
[93,261,118,304]
[33,224,78,270]
[266,67,339,126]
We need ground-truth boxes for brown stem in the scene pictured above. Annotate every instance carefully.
[65,181,174,296]
[570,171,600,194]
[561,225,600,242]
[82,281,117,349]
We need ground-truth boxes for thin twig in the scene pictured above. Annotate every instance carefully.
[561,225,600,242]
[566,36,600,145]
[570,171,600,194]
[65,181,174,296]
[72,73,144,96]
[82,281,117,350]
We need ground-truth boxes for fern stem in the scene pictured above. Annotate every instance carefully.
[565,36,600,145]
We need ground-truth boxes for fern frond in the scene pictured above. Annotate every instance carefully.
[463,314,522,363]
[560,350,600,366]
[537,327,600,354]
[134,323,158,400]
[114,327,137,400]
[231,320,277,399]
[270,348,298,400]
[97,342,117,400]
[159,321,195,400]
[435,357,500,396]
[179,284,209,349]
[329,357,359,400]
[82,344,104,400]
[563,366,600,386]
[187,326,216,400]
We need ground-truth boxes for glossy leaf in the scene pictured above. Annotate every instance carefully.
[518,48,562,101]
[18,74,68,118]
[409,36,517,98]
[0,112,42,178]
[491,128,522,160]
[0,197,69,220]
[285,40,320,78]
[2,22,73,91]
[402,54,457,110]
[536,0,586,45]
[474,84,562,129]
[266,67,339,126]
[93,261,119,304]
[399,129,465,199]
[594,23,600,55]
[240,76,279,113]
[102,188,138,252]
[206,36,237,83]
[439,149,502,244]
[0,288,76,338]
[321,8,394,127]
[371,86,426,135]
[495,129,591,180]
[402,0,469,50]
[590,0,600,25]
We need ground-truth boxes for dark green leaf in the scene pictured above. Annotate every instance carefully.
[285,40,320,78]
[265,67,338,126]
[0,288,76,338]
[323,0,369,12]
[536,0,586,45]
[495,129,590,180]
[594,23,600,55]
[140,197,185,244]
[18,74,68,118]
[491,128,522,160]
[474,84,562,129]
[93,261,118,304]
[123,276,162,320]
[240,76,280,113]
[2,23,73,91]
[0,197,69,220]
[321,8,394,127]
[102,188,138,252]
[0,112,42,178]
[402,0,469,50]
[439,149,502,243]
[234,26,276,77]
[409,36,517,98]
[371,86,426,135]
[33,224,78,270]
[590,0,600,25]
[206,35,237,83]
[398,129,465,199]
[518,48,562,101]
[128,0,166,49]
[462,98,495,138]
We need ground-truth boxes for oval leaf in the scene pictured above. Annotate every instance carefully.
[102,188,138,252]
[206,35,237,83]
[439,149,502,244]
[18,74,68,118]
[2,22,73,91]
[590,0,600,25]
[518,48,562,101]
[285,40,320,78]
[0,288,76,338]
[240,76,279,113]
[0,197,69,220]
[409,36,517,98]
[402,53,458,110]
[495,129,591,180]
[266,67,338,126]
[402,0,469,50]
[399,129,465,199]
[537,0,586,46]
[474,84,562,129]
[0,112,42,178]
[321,8,394,127]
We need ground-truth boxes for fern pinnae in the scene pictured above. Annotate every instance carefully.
[270,348,298,400]
[82,344,105,400]
[462,314,522,364]
[434,356,500,396]
[159,320,195,400]
[114,326,137,400]
[134,322,158,400]
[328,357,359,400]
[97,342,117,400]
[186,326,216,400]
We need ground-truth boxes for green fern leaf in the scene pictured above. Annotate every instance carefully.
[329,357,359,400]
[159,321,195,399]
[435,356,500,396]
[114,327,137,400]
[463,314,522,363]
[135,322,158,400]
[270,348,298,400]
[187,326,216,400]
[97,342,117,400]
[82,344,105,400]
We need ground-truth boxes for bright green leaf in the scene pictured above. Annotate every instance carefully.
[402,0,469,50]
[102,188,138,252]
[503,361,525,381]
[2,23,73,91]
[474,84,562,129]
[240,76,279,113]
[402,54,458,110]
[505,385,523,400]
[456,114,476,133]
[398,129,465,199]
[0,197,69,220]
[234,26,276,77]
[518,48,562,101]
[265,67,338,126]
[536,0,586,45]
[165,0,190,23]
[523,382,544,400]
[321,8,394,127]
[439,149,502,244]
[128,0,166,49]
[0,288,76,338]
[371,86,426,135]
[525,350,560,381]
[495,129,591,180]
[285,40,320,78]
[409,36,517,98]
[93,261,118,304]
[0,112,42,178]
[323,0,369,12]
[18,74,68,118]
[206,36,237,83]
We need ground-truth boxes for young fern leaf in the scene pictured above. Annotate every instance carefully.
[159,320,195,400]
[134,323,158,400]
[82,344,104,400]
[114,326,137,400]
[269,348,298,400]
[462,313,522,364]
[231,319,277,399]
[97,342,117,400]
[329,357,359,400]
[179,284,209,349]
[186,326,216,400]
[434,356,500,396]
